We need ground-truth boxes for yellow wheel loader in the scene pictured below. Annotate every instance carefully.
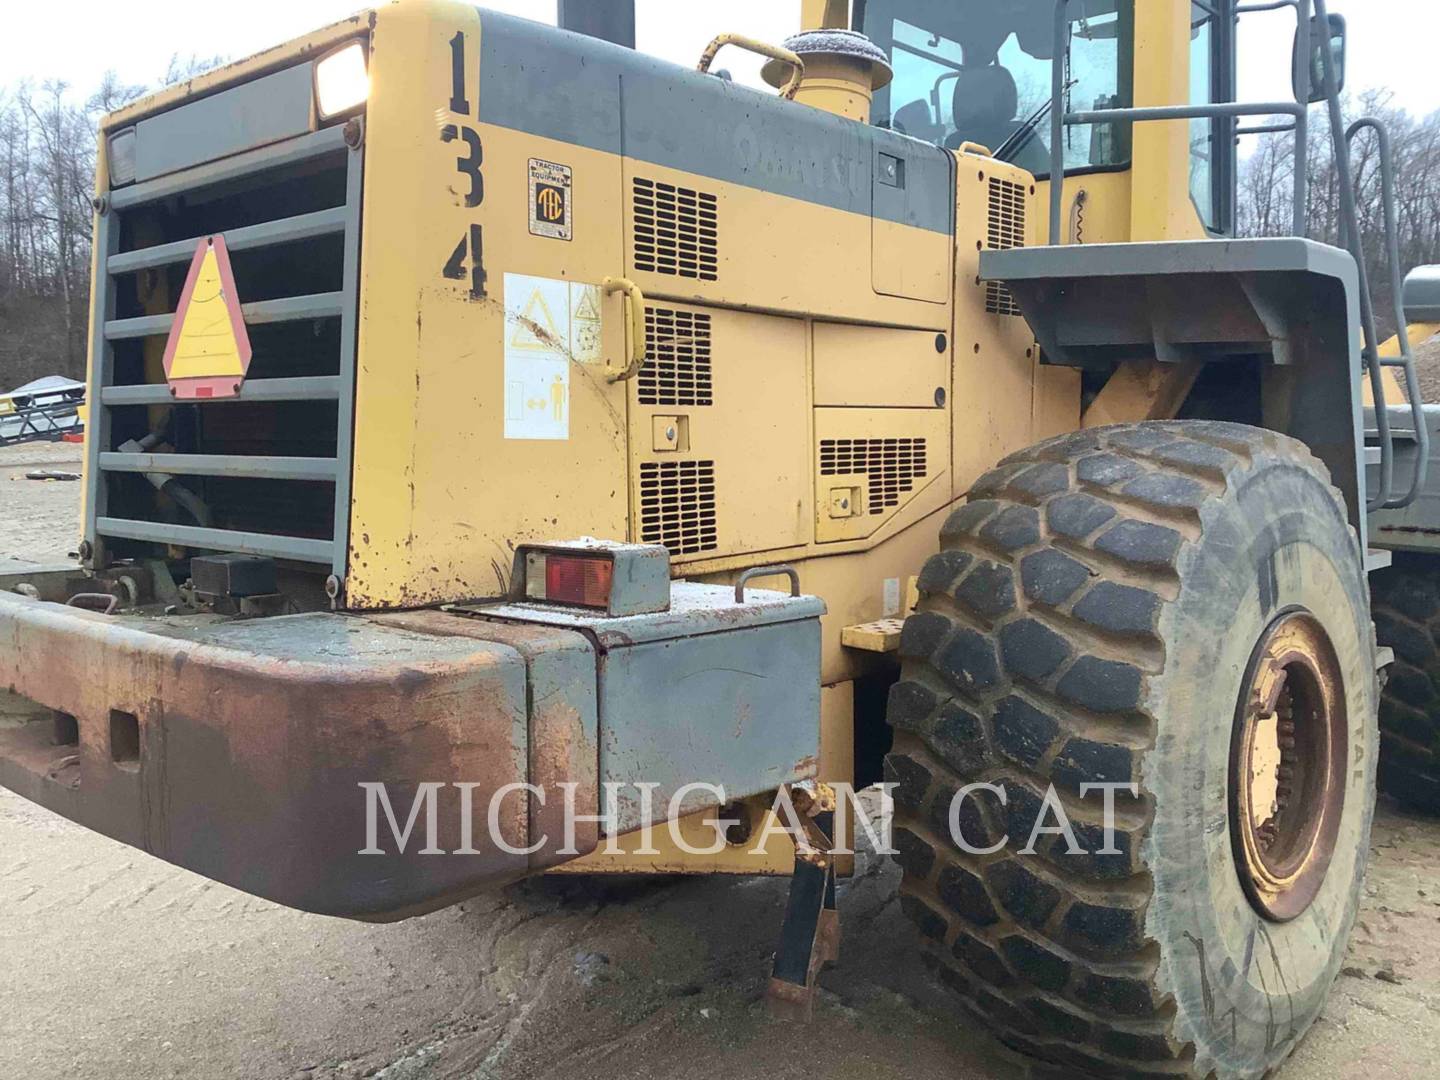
[0,1,1426,1077]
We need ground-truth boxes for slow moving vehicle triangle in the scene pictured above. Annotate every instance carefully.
[162,234,252,399]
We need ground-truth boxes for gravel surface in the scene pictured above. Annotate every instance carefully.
[1,441,1438,1079]
[0,441,83,572]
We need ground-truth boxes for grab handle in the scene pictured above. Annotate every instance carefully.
[698,34,805,100]
[601,276,647,382]
[734,565,801,603]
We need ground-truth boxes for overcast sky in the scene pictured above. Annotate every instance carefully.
[5,1,1437,119]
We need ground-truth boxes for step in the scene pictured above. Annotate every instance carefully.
[1367,548,1393,573]
[840,619,906,653]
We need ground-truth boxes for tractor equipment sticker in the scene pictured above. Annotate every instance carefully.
[503,273,603,440]
[528,159,572,240]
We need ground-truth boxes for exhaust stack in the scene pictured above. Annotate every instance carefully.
[558,0,635,49]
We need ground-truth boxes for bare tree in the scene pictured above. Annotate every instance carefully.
[1238,92,1440,337]
[0,58,221,391]
[3,59,1440,394]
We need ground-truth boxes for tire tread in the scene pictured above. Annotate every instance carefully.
[1372,554,1440,813]
[890,422,1347,1077]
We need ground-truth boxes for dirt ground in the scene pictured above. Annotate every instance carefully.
[2,441,1440,1080]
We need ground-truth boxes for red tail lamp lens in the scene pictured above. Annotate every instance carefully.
[545,555,613,608]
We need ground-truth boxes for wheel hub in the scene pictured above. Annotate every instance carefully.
[1230,610,1348,922]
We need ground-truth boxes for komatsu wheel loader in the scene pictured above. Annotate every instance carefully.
[1,1,1429,1076]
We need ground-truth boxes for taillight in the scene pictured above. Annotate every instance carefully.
[524,552,614,608]
[513,541,669,617]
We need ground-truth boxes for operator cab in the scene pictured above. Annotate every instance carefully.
[857,0,1236,234]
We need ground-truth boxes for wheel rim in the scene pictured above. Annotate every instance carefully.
[1229,610,1348,922]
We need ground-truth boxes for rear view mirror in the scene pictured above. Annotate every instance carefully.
[1294,14,1346,104]
[1403,266,1440,326]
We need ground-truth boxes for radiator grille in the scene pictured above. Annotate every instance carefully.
[640,460,717,556]
[985,177,1026,317]
[638,308,713,406]
[632,177,719,281]
[820,438,928,515]
[90,113,359,578]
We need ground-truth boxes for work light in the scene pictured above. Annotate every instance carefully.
[314,42,369,120]
[107,127,137,187]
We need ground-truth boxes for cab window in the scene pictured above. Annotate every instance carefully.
[1189,1,1235,234]
[860,0,1134,177]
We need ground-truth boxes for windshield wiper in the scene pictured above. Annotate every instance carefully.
[993,79,1076,164]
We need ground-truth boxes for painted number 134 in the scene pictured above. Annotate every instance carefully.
[442,30,485,297]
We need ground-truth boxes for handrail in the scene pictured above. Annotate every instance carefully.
[1307,0,1403,510]
[697,34,805,100]
[1344,116,1428,508]
[1042,0,1422,512]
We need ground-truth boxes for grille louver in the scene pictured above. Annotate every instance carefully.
[639,307,713,407]
[632,177,719,281]
[820,438,928,515]
[640,460,718,556]
[985,177,1026,317]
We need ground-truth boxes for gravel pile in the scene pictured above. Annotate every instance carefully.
[1414,335,1440,403]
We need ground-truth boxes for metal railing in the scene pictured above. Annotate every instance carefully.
[1337,116,1429,509]
[0,386,84,448]
[1044,0,1427,511]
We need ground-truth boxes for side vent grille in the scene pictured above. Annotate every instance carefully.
[985,177,1026,317]
[820,438,928,515]
[633,177,719,281]
[639,308,713,406]
[640,460,718,556]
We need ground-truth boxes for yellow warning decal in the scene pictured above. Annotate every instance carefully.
[503,274,604,441]
[162,235,252,400]
[509,288,563,352]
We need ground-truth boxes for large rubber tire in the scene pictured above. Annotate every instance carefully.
[1372,554,1440,812]
[885,422,1377,1079]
